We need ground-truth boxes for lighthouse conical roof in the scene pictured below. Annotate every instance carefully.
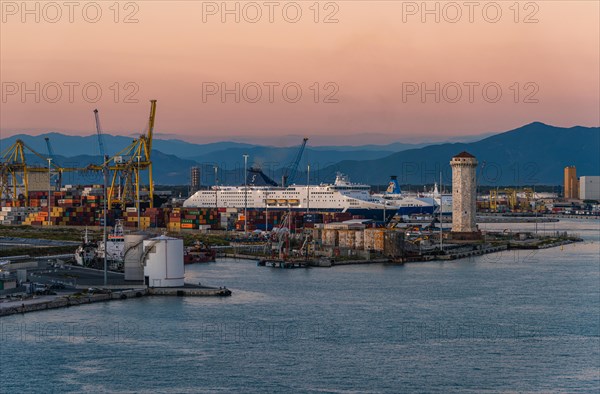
[453,151,475,158]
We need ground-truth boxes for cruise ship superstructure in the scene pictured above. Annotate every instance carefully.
[184,173,436,219]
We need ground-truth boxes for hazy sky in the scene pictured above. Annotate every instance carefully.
[1,1,598,145]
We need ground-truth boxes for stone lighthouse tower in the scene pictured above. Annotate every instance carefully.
[450,151,479,238]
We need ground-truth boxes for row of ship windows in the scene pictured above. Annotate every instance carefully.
[203,200,348,203]
[205,191,339,195]
[203,196,343,199]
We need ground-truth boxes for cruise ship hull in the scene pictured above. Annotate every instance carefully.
[231,206,434,221]
[183,173,436,222]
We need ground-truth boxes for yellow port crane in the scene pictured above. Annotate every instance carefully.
[85,99,157,208]
[489,189,498,212]
[0,139,80,205]
[503,188,518,211]
[523,188,534,211]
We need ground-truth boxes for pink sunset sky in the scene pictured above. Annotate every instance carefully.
[1,0,598,145]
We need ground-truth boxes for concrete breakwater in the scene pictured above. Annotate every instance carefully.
[310,258,391,267]
[0,289,145,317]
[149,287,232,296]
[477,216,559,223]
[509,238,582,250]
[543,213,599,220]
[0,286,231,317]
[222,253,260,260]
[437,244,508,260]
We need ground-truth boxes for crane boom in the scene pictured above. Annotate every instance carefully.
[44,137,62,188]
[94,109,107,164]
[145,99,157,158]
[283,137,308,187]
[44,137,58,164]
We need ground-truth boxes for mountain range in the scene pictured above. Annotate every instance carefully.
[1,123,598,185]
[0,133,422,170]
[309,123,599,186]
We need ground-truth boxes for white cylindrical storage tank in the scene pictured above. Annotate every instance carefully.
[124,234,147,281]
[143,235,185,288]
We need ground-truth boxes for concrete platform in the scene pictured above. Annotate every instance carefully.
[0,289,148,317]
[148,286,231,296]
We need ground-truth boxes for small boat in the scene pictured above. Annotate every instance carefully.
[74,227,98,266]
[184,241,216,264]
[97,219,126,269]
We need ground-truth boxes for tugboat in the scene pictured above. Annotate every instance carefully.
[74,228,98,266]
[96,219,126,269]
[183,241,216,264]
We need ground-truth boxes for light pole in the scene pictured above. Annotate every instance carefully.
[265,189,268,232]
[214,165,218,208]
[103,155,108,286]
[533,185,538,234]
[243,154,249,234]
[47,158,52,227]
[136,155,141,229]
[439,172,443,252]
[306,164,310,213]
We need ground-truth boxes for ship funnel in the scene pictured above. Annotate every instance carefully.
[386,176,401,194]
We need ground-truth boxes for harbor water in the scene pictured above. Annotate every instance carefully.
[1,220,598,392]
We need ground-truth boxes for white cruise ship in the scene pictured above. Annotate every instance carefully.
[372,176,438,216]
[183,173,435,220]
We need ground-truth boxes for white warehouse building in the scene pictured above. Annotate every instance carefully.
[580,176,600,201]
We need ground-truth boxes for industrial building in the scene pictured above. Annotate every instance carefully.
[579,176,600,201]
[564,166,579,199]
[190,167,201,193]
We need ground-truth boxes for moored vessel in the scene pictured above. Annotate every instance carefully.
[183,172,435,221]
[184,241,216,264]
[372,176,437,216]
[74,228,98,266]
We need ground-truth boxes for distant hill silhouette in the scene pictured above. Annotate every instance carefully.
[2,123,597,185]
[309,123,599,185]
[0,132,255,158]
[0,133,422,183]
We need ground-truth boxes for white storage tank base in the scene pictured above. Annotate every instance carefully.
[143,235,185,288]
[124,234,148,281]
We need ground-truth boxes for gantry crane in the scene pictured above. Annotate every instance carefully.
[489,189,498,212]
[0,142,29,203]
[504,188,518,211]
[275,211,291,259]
[282,137,308,187]
[1,100,157,208]
[0,139,80,205]
[44,137,62,189]
[523,188,534,211]
[85,100,157,208]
